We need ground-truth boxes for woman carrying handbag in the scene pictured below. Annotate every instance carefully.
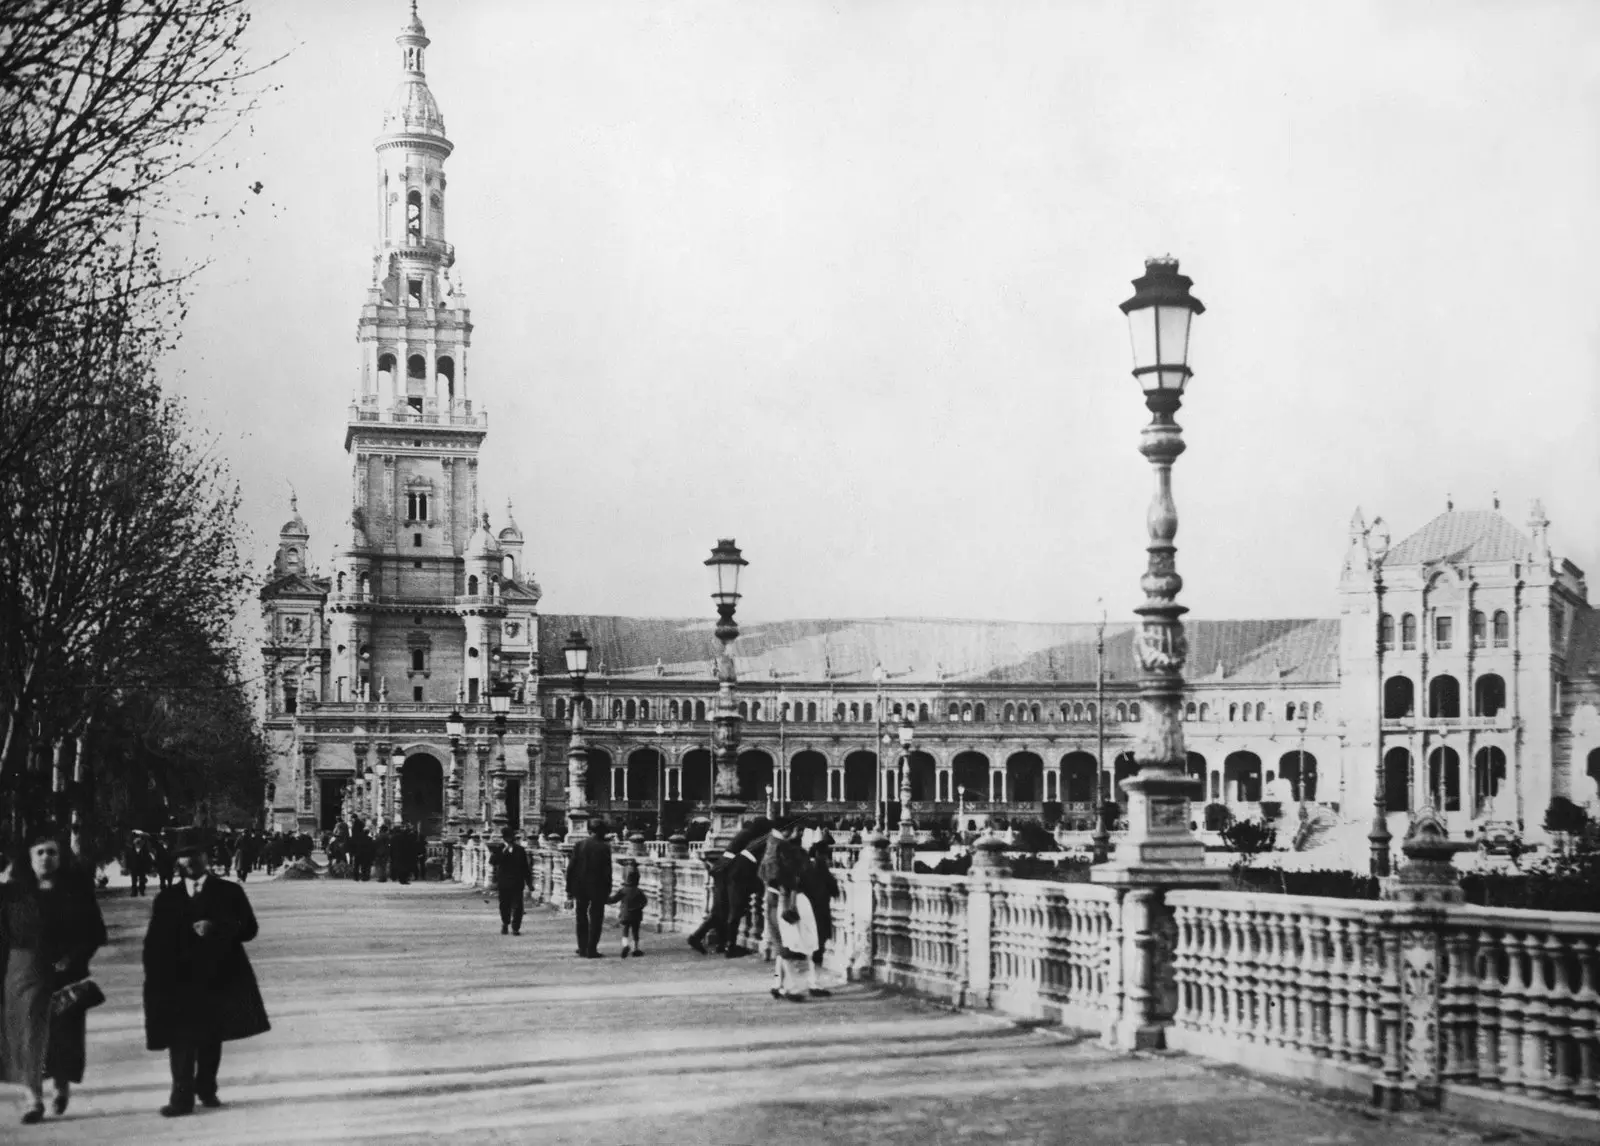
[1,827,108,1124]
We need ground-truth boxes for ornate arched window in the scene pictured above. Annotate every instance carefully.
[1492,610,1510,647]
[1401,613,1417,650]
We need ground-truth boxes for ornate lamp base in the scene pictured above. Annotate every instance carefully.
[1092,771,1225,888]
[707,799,750,851]
[565,806,590,844]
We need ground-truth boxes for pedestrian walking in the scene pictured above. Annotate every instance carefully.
[758,819,827,1002]
[0,828,108,1124]
[141,830,270,1118]
[127,834,152,897]
[153,838,175,892]
[804,834,840,970]
[607,865,648,957]
[492,827,532,935]
[565,820,612,958]
[686,816,770,958]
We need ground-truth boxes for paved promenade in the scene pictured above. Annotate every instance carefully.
[11,877,1581,1145]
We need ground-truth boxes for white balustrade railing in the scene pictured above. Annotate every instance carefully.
[1440,908,1600,1106]
[1168,892,1389,1091]
[989,881,1120,1029]
[481,838,1599,1137]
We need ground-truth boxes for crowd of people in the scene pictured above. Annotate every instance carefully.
[122,828,317,895]
[497,814,839,1000]
[1,825,269,1125]
[322,820,429,884]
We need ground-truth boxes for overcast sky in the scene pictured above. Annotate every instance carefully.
[158,0,1600,628]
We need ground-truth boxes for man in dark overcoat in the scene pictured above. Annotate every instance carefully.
[493,826,533,935]
[565,820,612,958]
[686,816,771,957]
[142,831,270,1117]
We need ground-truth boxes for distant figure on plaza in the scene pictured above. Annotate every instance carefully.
[565,821,612,958]
[607,865,648,957]
[127,833,153,897]
[1,828,107,1124]
[350,822,374,882]
[391,824,415,885]
[686,816,771,958]
[493,827,532,935]
[154,838,175,892]
[142,830,270,1118]
[804,834,840,968]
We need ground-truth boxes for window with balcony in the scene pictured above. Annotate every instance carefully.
[1493,610,1509,647]
[1434,614,1453,650]
[1474,673,1506,718]
[1379,612,1395,650]
[407,189,422,241]
[1384,675,1414,718]
[1470,610,1486,648]
[1401,613,1417,650]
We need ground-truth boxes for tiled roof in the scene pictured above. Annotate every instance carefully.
[1382,511,1532,568]
[535,615,1341,686]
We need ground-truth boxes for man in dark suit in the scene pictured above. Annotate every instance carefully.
[565,820,612,958]
[142,831,271,1117]
[686,816,771,958]
[493,826,533,935]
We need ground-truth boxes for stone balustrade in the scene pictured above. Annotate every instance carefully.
[1168,889,1600,1129]
[449,837,1598,1137]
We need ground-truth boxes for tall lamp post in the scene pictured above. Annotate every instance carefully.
[655,722,669,839]
[562,630,592,841]
[445,708,466,838]
[488,680,512,830]
[706,539,749,848]
[1093,256,1219,884]
[1369,570,1392,875]
[1091,604,1111,862]
[897,712,915,840]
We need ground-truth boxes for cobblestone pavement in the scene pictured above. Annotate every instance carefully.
[10,879,1586,1145]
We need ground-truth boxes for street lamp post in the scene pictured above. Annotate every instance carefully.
[374,760,388,826]
[1370,571,1392,876]
[655,722,669,839]
[562,630,592,841]
[445,708,466,838]
[1091,604,1111,863]
[958,785,967,838]
[765,784,773,821]
[1093,256,1220,885]
[897,712,915,840]
[489,680,512,830]
[706,539,749,848]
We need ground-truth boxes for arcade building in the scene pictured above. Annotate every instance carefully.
[259,7,1600,862]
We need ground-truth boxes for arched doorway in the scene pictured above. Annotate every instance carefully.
[1061,752,1098,805]
[1428,747,1461,812]
[1474,747,1506,816]
[1005,752,1044,804]
[400,753,444,838]
[737,749,774,802]
[843,750,877,803]
[1278,751,1317,801]
[627,748,663,803]
[906,750,936,803]
[1223,751,1262,803]
[1384,747,1411,812]
[585,748,612,806]
[680,748,712,803]
[790,750,829,803]
[319,776,350,832]
[952,751,989,804]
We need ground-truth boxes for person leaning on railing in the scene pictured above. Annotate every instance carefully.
[684,816,772,958]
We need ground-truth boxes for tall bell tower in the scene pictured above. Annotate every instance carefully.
[330,0,491,709]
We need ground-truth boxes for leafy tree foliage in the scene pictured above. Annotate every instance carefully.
[0,1,275,855]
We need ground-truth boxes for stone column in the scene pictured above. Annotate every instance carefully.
[565,685,591,841]
[447,741,465,837]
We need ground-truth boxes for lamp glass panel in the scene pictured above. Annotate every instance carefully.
[1155,304,1193,368]
[489,691,510,714]
[1126,308,1158,372]
[390,751,405,770]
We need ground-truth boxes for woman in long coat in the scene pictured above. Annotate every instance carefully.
[1,829,108,1124]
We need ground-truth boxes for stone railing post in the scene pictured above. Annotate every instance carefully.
[628,832,647,858]
[963,837,1009,1009]
[844,832,890,980]
[658,860,677,931]
[667,833,689,860]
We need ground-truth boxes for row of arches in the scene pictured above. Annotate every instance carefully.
[570,746,1319,807]
[1382,745,1507,814]
[1381,609,1510,652]
[1187,699,1327,723]
[1383,674,1505,720]
[376,352,455,409]
[547,697,1149,725]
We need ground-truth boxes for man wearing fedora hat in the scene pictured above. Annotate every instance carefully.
[141,828,270,1117]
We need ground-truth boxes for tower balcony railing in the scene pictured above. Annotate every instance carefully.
[348,399,486,430]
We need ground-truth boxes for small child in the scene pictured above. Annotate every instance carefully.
[607,865,648,957]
